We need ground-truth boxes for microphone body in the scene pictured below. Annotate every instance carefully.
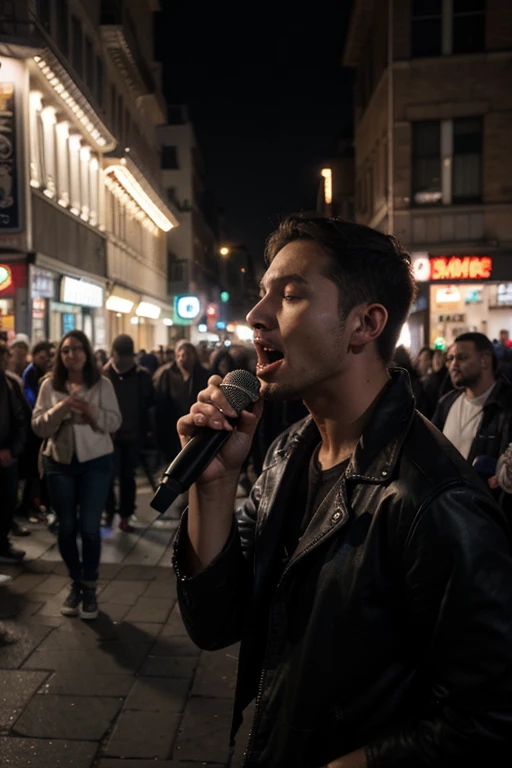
[150,369,260,514]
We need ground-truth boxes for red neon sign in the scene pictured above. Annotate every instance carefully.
[0,264,13,293]
[430,256,492,281]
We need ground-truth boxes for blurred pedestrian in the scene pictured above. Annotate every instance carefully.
[0,343,27,563]
[421,349,453,419]
[432,332,512,512]
[153,341,209,461]
[23,341,52,409]
[415,346,433,379]
[94,349,108,372]
[393,345,426,408]
[210,348,235,378]
[32,331,121,620]
[164,346,175,365]
[138,350,159,376]
[493,329,512,379]
[104,335,154,532]
[9,338,29,379]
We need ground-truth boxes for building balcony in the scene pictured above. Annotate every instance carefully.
[0,16,44,58]
[100,0,155,98]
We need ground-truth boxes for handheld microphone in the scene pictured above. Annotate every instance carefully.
[150,369,261,514]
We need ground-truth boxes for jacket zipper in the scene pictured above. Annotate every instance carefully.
[243,664,267,766]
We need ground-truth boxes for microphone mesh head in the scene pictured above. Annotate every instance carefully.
[220,369,261,414]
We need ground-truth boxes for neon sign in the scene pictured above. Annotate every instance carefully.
[0,264,13,293]
[430,256,492,281]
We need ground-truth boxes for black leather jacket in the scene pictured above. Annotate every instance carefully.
[174,371,512,767]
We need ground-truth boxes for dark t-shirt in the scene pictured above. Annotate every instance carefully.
[283,444,350,568]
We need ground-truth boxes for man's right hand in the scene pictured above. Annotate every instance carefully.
[177,375,263,486]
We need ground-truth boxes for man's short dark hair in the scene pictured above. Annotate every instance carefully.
[455,332,497,372]
[112,334,135,357]
[265,216,416,363]
[32,341,51,357]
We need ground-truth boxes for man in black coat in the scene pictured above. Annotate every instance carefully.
[0,343,27,561]
[104,335,154,532]
[172,217,512,767]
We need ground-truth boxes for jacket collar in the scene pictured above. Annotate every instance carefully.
[278,368,416,484]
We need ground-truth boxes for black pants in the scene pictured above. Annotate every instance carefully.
[0,460,19,550]
[106,440,140,520]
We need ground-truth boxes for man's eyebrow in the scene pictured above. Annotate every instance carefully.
[259,273,309,291]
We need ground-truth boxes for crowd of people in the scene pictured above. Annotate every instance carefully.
[2,321,512,623]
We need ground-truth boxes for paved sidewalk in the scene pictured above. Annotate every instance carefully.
[0,483,252,768]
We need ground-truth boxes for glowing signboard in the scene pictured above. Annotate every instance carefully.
[0,264,13,292]
[430,256,492,281]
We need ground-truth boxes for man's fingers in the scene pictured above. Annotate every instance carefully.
[197,383,238,417]
[190,402,233,431]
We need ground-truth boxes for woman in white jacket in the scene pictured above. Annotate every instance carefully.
[33,331,121,619]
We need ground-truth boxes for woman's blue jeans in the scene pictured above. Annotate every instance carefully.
[44,454,113,583]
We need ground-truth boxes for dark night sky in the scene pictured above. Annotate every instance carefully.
[156,2,354,267]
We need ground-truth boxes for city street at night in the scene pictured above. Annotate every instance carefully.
[0,480,251,768]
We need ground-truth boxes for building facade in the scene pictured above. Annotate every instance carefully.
[159,108,221,344]
[0,0,178,350]
[344,0,512,353]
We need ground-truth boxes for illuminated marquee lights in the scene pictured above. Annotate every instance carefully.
[104,165,174,232]
[33,56,112,150]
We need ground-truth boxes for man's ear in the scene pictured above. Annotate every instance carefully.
[348,304,389,354]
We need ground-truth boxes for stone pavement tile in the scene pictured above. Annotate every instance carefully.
[98,580,148,605]
[111,621,163,644]
[142,577,176,599]
[99,602,132,621]
[39,670,135,697]
[7,574,48,594]
[0,670,48,729]
[35,588,73,617]
[172,696,233,764]
[0,735,97,767]
[123,676,190,713]
[191,646,239,698]
[105,710,180,759]
[0,563,24,578]
[116,565,160,580]
[13,694,122,740]
[0,623,52,670]
[98,563,123,579]
[29,575,69,595]
[162,605,188,636]
[150,634,201,657]
[23,643,151,675]
[140,656,198,678]
[124,597,171,623]
[22,560,56,574]
[0,591,36,620]
[14,600,46,621]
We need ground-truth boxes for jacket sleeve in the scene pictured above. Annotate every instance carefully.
[90,377,122,434]
[365,485,512,767]
[32,379,70,438]
[9,380,27,457]
[22,366,38,410]
[173,475,263,651]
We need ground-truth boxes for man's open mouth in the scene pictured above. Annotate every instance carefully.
[254,341,285,375]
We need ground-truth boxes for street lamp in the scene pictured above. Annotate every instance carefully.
[220,247,230,257]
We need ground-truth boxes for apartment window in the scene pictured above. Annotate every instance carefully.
[85,37,94,91]
[71,16,83,77]
[453,0,485,54]
[412,121,442,204]
[161,146,179,169]
[167,187,176,204]
[96,56,104,108]
[411,0,442,57]
[411,0,485,57]
[36,0,51,32]
[452,117,482,203]
[412,118,482,206]
[56,0,69,57]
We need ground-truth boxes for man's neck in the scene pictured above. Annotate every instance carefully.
[465,375,495,400]
[304,360,391,470]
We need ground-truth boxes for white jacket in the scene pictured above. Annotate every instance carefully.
[32,376,122,464]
